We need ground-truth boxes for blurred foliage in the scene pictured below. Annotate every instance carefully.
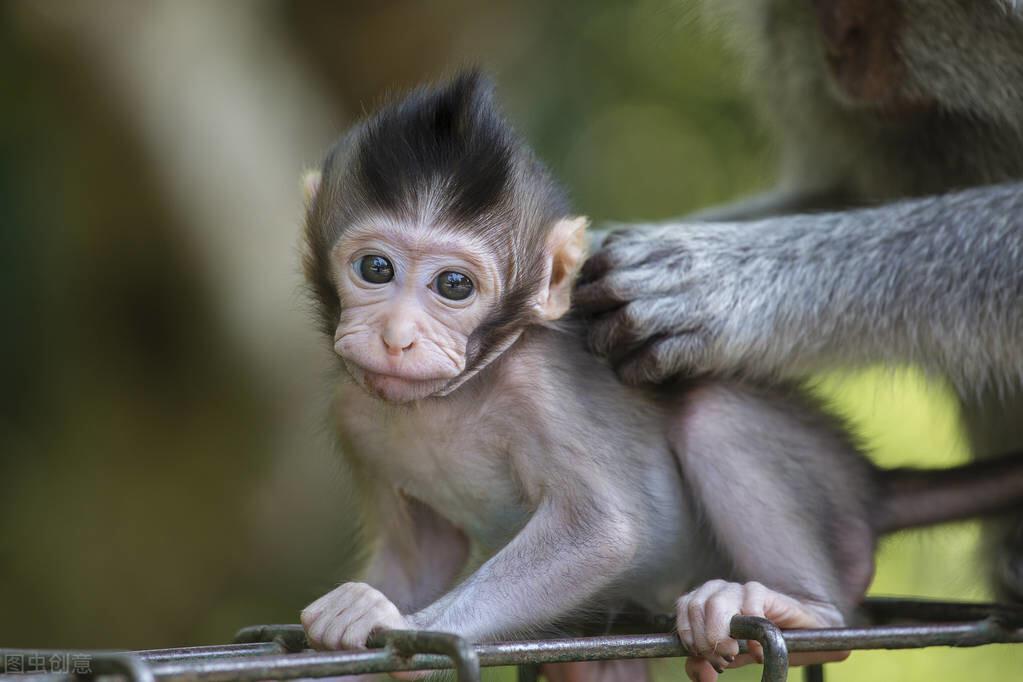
[0,0,1019,679]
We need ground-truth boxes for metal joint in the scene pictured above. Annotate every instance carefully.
[731,615,789,682]
[371,630,480,682]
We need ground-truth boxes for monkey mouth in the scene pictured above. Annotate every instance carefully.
[343,362,455,403]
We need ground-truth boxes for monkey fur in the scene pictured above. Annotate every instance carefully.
[579,0,1023,602]
[299,71,1023,681]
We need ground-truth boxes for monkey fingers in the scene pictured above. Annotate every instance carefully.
[576,227,648,284]
[575,228,725,382]
[301,582,408,651]
[615,332,710,385]
[577,276,712,383]
[585,295,697,353]
[676,580,849,682]
[676,580,744,674]
[577,254,691,311]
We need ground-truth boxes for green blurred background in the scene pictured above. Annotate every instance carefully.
[1,1,1019,679]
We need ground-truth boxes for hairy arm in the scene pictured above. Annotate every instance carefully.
[302,490,469,650]
[408,495,638,640]
[362,495,470,612]
[304,483,638,647]
[577,182,1023,392]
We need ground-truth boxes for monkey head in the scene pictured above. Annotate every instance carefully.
[302,72,587,403]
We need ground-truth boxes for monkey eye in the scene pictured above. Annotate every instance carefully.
[435,271,475,301]
[356,255,394,284]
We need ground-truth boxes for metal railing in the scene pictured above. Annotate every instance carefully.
[2,598,1021,682]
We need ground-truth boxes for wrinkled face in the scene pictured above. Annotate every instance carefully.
[330,219,502,403]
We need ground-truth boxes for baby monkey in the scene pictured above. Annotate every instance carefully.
[299,72,1023,681]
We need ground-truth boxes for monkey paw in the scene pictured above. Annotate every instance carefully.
[302,582,409,651]
[575,224,742,385]
[675,580,846,682]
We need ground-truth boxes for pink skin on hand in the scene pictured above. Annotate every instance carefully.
[677,580,849,682]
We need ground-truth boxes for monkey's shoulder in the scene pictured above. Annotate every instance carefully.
[480,325,679,468]
[501,324,662,410]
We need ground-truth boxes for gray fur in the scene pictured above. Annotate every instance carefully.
[579,0,1023,600]
[579,183,1023,393]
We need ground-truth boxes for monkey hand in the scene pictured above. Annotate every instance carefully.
[302,582,411,651]
[676,580,848,682]
[576,223,758,385]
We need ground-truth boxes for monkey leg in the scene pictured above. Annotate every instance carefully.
[675,579,848,682]
[666,383,876,681]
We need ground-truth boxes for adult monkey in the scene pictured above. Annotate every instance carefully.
[578,0,1023,600]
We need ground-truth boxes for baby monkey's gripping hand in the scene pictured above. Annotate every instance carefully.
[302,583,431,681]
[302,582,411,651]
[576,223,761,385]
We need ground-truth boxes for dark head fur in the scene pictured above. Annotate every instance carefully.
[303,70,570,382]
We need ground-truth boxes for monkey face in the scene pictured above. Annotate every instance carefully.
[301,71,590,403]
[330,219,502,403]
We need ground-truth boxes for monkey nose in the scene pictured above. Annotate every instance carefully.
[381,329,416,355]
[383,338,415,356]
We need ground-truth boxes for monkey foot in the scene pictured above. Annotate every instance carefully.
[675,580,847,682]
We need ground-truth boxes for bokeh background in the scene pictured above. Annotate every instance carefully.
[1,1,1019,679]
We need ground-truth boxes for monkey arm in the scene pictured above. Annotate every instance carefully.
[301,491,469,651]
[407,496,640,640]
[586,186,852,253]
[577,181,1023,391]
[361,495,470,613]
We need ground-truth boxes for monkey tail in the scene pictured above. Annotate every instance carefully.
[876,450,1023,535]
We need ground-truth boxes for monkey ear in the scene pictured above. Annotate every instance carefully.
[536,216,589,321]
[302,170,322,206]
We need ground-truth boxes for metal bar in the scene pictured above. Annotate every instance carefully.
[862,598,1023,626]
[149,648,432,680]
[144,618,1023,681]
[780,619,1022,650]
[137,643,286,662]
[0,643,285,672]
[0,654,156,682]
[5,600,1022,681]
[371,630,479,682]
[233,625,305,653]
[87,654,155,682]
[803,663,825,682]
[0,649,155,680]
[731,617,788,682]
